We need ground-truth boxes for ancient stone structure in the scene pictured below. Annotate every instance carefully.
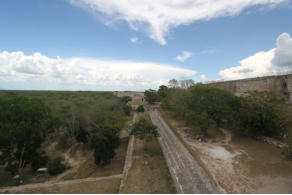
[206,74,292,103]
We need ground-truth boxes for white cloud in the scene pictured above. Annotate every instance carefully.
[272,32,292,67]
[67,0,288,45]
[219,32,292,80]
[0,51,196,91]
[200,74,207,82]
[130,37,138,43]
[196,49,217,55]
[176,51,192,62]
[219,49,276,80]
[176,49,216,62]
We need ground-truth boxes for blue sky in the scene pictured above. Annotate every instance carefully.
[0,0,292,91]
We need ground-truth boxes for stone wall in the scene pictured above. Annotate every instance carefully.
[206,74,292,103]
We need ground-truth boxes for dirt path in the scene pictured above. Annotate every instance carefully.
[150,110,220,194]
[0,174,123,193]
[119,111,137,193]
[119,135,134,193]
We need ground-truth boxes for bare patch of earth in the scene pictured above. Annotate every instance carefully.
[160,109,292,194]
[61,137,129,180]
[14,177,121,194]
[123,138,176,194]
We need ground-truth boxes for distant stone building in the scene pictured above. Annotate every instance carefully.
[206,74,292,103]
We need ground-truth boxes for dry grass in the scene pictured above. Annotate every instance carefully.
[16,178,121,194]
[123,138,176,194]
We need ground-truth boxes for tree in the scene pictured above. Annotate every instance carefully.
[130,118,159,149]
[158,85,168,98]
[179,80,187,89]
[89,112,123,165]
[121,96,132,103]
[123,104,132,116]
[186,112,217,136]
[184,79,195,89]
[238,91,292,137]
[75,125,89,143]
[168,79,179,88]
[137,105,145,112]
[89,126,120,165]
[0,96,56,181]
[144,89,159,104]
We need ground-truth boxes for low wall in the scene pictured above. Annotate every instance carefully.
[206,74,292,103]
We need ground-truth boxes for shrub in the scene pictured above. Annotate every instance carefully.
[123,105,132,116]
[48,157,66,175]
[238,91,292,137]
[31,152,49,171]
[75,126,89,143]
[187,84,241,126]
[74,118,89,143]
[89,127,120,165]
[158,85,168,98]
[186,112,217,136]
[162,82,292,139]
[137,105,145,113]
[121,96,132,103]
[282,146,292,160]
[144,89,159,104]
[130,118,159,149]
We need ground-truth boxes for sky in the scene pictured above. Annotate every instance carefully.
[0,0,292,91]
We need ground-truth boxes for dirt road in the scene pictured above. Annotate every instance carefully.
[150,110,220,194]
[0,174,123,193]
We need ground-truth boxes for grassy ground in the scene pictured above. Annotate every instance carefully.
[123,136,176,193]
[16,178,121,194]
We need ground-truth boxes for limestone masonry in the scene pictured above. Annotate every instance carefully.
[206,74,292,103]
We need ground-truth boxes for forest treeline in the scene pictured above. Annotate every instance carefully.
[0,91,131,181]
[144,79,292,159]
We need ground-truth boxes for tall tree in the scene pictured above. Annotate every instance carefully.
[144,89,159,104]
[168,79,179,88]
[89,126,120,165]
[0,96,55,181]
[89,112,124,165]
[130,118,159,149]
[158,85,168,98]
